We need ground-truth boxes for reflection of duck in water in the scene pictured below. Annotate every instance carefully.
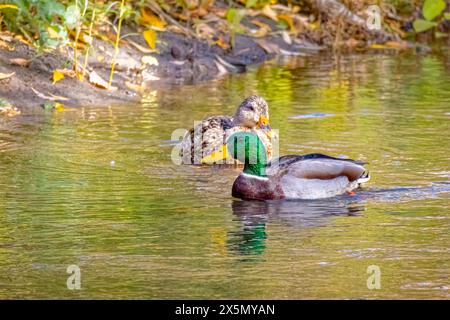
[228,199,365,256]
[202,131,370,200]
[180,96,274,164]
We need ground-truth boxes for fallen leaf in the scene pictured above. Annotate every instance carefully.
[211,7,227,18]
[69,30,92,44]
[89,71,117,90]
[0,4,19,10]
[141,55,159,66]
[249,20,271,38]
[143,30,157,50]
[0,31,14,42]
[251,19,272,30]
[53,70,65,84]
[31,87,69,101]
[0,72,15,80]
[195,22,216,39]
[0,106,20,117]
[278,14,295,31]
[369,44,388,49]
[42,102,64,111]
[369,42,411,50]
[281,30,292,45]
[255,39,280,54]
[0,39,14,50]
[10,58,29,67]
[262,5,278,21]
[47,27,60,39]
[58,68,77,77]
[384,41,411,49]
[214,37,230,49]
[140,7,166,30]
[125,81,144,92]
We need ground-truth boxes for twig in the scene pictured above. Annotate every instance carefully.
[147,0,198,39]
[73,0,88,74]
[109,0,126,87]
[81,0,97,81]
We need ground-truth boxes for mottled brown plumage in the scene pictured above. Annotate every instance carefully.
[180,96,273,164]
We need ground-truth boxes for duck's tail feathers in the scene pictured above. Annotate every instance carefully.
[357,171,370,185]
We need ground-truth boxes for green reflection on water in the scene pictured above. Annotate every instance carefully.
[0,53,449,299]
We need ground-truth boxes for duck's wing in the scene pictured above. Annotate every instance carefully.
[180,116,233,164]
[268,154,368,182]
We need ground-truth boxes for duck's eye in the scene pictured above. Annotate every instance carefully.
[248,105,255,112]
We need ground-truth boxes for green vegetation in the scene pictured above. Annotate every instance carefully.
[0,1,447,52]
[413,0,450,36]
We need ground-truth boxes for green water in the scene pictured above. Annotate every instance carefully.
[0,53,449,299]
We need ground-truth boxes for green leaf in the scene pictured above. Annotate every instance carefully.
[422,0,446,21]
[64,5,81,29]
[246,0,258,8]
[226,8,237,24]
[39,1,66,20]
[444,13,450,20]
[226,8,245,28]
[42,102,55,110]
[413,19,438,32]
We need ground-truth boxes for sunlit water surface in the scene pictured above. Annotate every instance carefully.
[0,53,449,299]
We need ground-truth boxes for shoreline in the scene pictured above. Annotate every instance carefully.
[0,28,324,111]
[0,0,424,113]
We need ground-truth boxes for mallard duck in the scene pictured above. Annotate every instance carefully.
[180,95,274,164]
[202,131,370,200]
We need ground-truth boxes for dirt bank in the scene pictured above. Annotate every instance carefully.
[2,0,420,112]
[0,14,323,112]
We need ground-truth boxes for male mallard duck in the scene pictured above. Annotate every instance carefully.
[202,131,370,200]
[180,95,274,164]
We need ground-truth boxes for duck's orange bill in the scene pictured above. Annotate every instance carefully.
[258,116,273,139]
[258,115,269,126]
[201,144,228,164]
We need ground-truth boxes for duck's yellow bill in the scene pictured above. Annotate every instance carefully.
[258,115,269,126]
[201,144,228,164]
[258,116,274,139]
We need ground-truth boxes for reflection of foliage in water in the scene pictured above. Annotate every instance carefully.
[0,54,449,298]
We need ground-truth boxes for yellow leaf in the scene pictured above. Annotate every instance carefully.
[143,30,157,50]
[54,102,65,111]
[0,4,19,10]
[47,27,60,39]
[278,14,295,31]
[385,41,411,49]
[250,20,271,38]
[214,37,230,49]
[53,70,65,84]
[140,8,166,30]
[369,44,389,49]
[262,5,278,21]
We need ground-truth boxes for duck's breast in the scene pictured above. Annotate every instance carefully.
[232,174,284,200]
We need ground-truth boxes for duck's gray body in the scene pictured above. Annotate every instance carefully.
[232,154,370,200]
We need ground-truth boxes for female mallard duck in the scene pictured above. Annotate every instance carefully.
[180,95,274,164]
[202,131,370,200]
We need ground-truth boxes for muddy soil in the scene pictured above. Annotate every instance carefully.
[0,14,322,111]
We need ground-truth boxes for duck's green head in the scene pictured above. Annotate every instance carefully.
[201,131,267,177]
